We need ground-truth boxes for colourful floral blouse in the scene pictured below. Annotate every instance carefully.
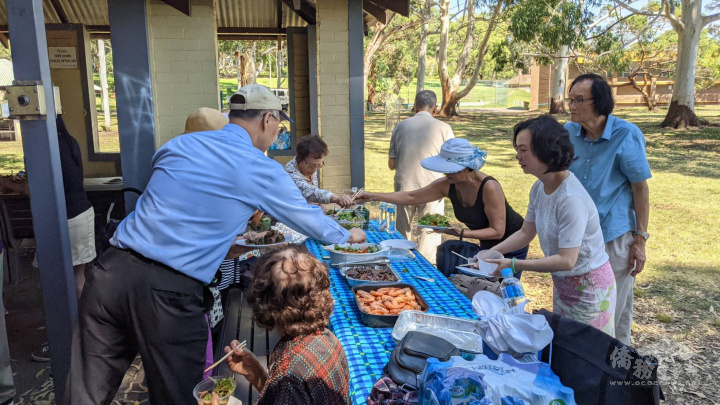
[284,157,334,204]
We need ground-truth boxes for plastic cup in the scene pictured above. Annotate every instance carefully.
[193,376,236,405]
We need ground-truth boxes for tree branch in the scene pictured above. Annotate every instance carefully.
[612,0,659,17]
[703,12,720,27]
[661,0,684,32]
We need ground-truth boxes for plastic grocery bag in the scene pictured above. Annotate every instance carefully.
[418,354,576,405]
[471,292,553,357]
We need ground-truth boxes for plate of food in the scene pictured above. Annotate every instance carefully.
[351,283,429,328]
[235,230,292,247]
[193,376,236,405]
[379,239,418,250]
[416,214,452,230]
[340,264,401,286]
[455,262,499,279]
[322,243,389,266]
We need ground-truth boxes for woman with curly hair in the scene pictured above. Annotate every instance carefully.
[222,245,350,405]
[478,115,617,336]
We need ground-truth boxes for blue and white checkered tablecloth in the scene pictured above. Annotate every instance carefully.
[304,223,476,405]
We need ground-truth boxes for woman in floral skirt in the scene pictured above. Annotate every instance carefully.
[477,115,617,335]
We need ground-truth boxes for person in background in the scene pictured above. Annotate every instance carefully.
[31,116,96,363]
[0,241,16,405]
[565,73,651,345]
[388,90,454,264]
[480,115,616,336]
[222,245,350,404]
[358,138,527,267]
[68,84,365,404]
[284,135,354,208]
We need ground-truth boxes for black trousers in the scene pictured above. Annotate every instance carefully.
[66,247,207,405]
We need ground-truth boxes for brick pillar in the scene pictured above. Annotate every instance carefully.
[530,62,552,112]
[147,0,219,147]
[315,0,351,193]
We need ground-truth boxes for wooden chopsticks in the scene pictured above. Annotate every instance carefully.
[204,340,247,373]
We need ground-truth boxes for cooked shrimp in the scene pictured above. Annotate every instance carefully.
[383,296,408,309]
[370,302,390,314]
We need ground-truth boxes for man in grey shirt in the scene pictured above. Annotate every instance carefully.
[389,90,454,263]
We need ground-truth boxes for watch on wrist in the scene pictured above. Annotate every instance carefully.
[632,230,650,240]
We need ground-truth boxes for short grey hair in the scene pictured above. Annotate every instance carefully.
[414,90,437,109]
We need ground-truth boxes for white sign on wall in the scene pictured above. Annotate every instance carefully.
[48,47,77,69]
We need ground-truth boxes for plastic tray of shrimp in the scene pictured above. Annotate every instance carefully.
[351,283,429,328]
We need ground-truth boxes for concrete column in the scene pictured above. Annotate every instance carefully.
[315,0,352,193]
[147,0,220,147]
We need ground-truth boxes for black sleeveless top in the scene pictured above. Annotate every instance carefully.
[448,176,524,249]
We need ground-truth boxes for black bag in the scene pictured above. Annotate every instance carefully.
[384,331,460,391]
[537,309,664,405]
[435,240,481,278]
[95,187,143,257]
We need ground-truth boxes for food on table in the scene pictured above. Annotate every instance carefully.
[355,287,423,315]
[198,377,235,404]
[332,244,380,254]
[418,214,450,227]
[345,266,398,282]
[339,221,363,230]
[246,229,286,245]
[325,208,339,216]
[337,210,360,221]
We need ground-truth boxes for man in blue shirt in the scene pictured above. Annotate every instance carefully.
[68,85,365,404]
[565,73,651,345]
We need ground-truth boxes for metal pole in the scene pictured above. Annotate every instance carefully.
[5,0,77,400]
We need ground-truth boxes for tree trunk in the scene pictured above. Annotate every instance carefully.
[97,39,111,129]
[629,73,658,111]
[276,39,282,89]
[438,0,504,116]
[416,0,431,94]
[661,0,703,128]
[549,45,569,114]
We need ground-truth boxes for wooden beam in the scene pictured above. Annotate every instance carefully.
[363,0,387,24]
[0,33,8,49]
[218,27,286,34]
[277,0,283,29]
[49,0,70,24]
[367,0,410,17]
[86,25,111,33]
[280,0,316,24]
[217,34,287,41]
[160,0,190,16]
[292,0,302,9]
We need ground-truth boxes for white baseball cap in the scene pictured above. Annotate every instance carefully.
[228,84,293,123]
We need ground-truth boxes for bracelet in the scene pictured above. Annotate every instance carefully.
[459,229,464,240]
[511,258,516,274]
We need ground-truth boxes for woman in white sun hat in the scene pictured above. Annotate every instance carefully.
[356,138,528,271]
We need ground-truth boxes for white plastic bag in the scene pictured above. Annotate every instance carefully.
[471,291,553,357]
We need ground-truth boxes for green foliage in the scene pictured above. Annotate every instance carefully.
[508,0,589,52]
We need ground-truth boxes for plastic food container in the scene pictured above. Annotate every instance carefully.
[322,243,389,266]
[351,283,429,328]
[339,263,401,287]
[392,310,483,353]
[193,376,237,405]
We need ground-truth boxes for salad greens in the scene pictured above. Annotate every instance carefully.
[418,214,450,227]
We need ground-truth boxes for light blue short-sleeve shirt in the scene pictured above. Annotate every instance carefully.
[565,115,652,243]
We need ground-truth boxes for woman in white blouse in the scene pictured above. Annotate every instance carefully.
[479,115,617,336]
[284,135,354,207]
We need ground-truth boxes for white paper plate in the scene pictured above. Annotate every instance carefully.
[456,261,498,278]
[235,233,294,248]
[416,224,453,231]
[379,239,418,250]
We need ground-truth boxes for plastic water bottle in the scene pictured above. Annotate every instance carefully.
[386,204,397,234]
[379,202,388,231]
[500,268,526,310]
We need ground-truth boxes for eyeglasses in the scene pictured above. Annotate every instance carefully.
[303,159,325,169]
[566,97,594,107]
[267,112,289,135]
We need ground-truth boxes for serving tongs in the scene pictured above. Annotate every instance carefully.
[335,257,391,267]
